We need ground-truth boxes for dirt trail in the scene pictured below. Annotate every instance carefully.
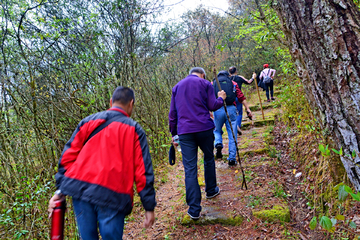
[123,93,323,239]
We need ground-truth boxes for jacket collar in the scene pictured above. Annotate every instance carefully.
[108,106,129,117]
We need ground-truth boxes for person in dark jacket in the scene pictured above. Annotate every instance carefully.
[169,67,226,220]
[229,66,256,135]
[48,87,156,240]
[213,70,253,166]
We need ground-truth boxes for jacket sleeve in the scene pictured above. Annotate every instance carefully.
[207,81,224,111]
[55,122,84,189]
[168,87,178,136]
[134,124,157,211]
[259,70,264,80]
[55,117,106,189]
[234,82,246,103]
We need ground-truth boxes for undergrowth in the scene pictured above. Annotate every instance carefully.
[277,76,357,238]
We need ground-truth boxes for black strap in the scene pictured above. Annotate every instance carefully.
[266,69,271,77]
[83,115,119,145]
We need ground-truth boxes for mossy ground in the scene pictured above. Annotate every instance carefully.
[253,205,290,223]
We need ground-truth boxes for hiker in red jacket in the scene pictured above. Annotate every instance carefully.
[48,87,156,239]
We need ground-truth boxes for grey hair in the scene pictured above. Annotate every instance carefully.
[189,67,206,78]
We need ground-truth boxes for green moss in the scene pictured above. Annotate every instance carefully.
[198,176,205,186]
[241,118,275,130]
[253,205,290,223]
[181,214,244,226]
[239,148,268,157]
[273,90,284,96]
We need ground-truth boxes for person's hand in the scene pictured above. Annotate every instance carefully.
[144,211,155,228]
[48,193,65,218]
[171,137,179,147]
[246,109,253,120]
[252,72,257,79]
[218,90,226,100]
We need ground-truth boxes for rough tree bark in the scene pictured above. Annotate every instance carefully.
[274,0,360,190]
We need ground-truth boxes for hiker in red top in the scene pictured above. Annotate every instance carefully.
[48,87,156,240]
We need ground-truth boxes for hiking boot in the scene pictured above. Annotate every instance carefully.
[228,160,237,166]
[206,187,220,199]
[215,144,223,159]
[271,97,275,101]
[266,99,270,102]
[187,211,200,220]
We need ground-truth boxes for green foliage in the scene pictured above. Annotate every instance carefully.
[319,216,334,232]
[0,0,169,237]
[246,195,263,208]
[319,144,331,157]
[272,182,287,199]
[309,216,317,230]
[309,183,359,232]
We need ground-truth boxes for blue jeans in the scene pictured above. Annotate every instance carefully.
[235,98,243,129]
[72,198,126,240]
[214,105,237,162]
[179,130,218,217]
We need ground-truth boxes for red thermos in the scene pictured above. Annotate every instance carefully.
[51,199,66,240]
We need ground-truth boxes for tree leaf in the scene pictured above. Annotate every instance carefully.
[319,216,333,231]
[344,185,353,194]
[349,221,357,229]
[309,217,317,230]
[352,150,357,158]
[338,185,349,202]
[349,192,360,201]
[330,218,337,226]
[335,215,345,221]
[332,149,340,155]
[319,144,325,153]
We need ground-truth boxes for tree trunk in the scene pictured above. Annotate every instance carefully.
[274,0,360,190]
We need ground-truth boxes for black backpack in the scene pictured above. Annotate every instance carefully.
[213,71,236,105]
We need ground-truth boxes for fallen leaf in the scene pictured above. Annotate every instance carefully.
[293,169,296,174]
[235,170,238,174]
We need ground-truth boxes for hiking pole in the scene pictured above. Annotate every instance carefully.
[213,68,248,190]
[253,75,265,120]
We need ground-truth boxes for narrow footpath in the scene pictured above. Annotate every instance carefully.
[123,88,324,239]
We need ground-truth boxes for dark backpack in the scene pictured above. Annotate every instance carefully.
[263,69,272,84]
[213,71,236,105]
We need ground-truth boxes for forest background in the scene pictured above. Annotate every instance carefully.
[1,0,359,238]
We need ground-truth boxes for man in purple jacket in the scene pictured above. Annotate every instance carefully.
[169,67,226,220]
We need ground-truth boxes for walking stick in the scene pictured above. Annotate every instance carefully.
[213,68,248,190]
[253,75,265,120]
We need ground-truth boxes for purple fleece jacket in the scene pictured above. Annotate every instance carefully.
[169,74,224,136]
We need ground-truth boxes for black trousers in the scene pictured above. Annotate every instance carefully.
[265,80,274,100]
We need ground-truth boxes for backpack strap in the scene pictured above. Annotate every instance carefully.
[266,69,271,77]
[83,115,120,145]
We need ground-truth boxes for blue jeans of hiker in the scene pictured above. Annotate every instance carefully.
[214,105,237,162]
[179,129,218,217]
[235,98,243,129]
[265,80,274,100]
[73,198,126,240]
